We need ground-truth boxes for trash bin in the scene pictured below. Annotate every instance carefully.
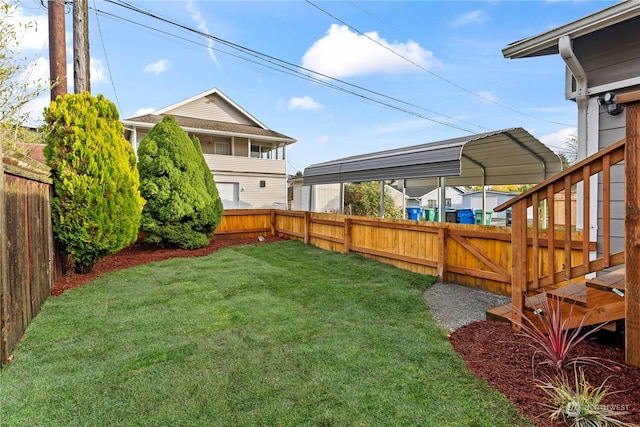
[425,208,435,221]
[474,209,493,225]
[406,207,422,220]
[445,210,458,223]
[457,209,475,224]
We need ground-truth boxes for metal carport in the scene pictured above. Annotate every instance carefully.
[302,128,563,219]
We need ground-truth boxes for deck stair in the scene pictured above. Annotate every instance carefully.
[486,268,626,330]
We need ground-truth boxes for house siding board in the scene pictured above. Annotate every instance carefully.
[203,154,285,175]
[573,17,640,89]
[234,138,249,157]
[595,96,627,259]
[214,173,287,209]
[167,93,255,125]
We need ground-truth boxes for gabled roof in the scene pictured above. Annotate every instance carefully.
[122,87,296,144]
[503,1,640,59]
[303,128,562,187]
[153,87,268,129]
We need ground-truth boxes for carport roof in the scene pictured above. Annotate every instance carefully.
[302,128,562,187]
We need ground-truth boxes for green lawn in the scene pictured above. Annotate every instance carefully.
[0,240,532,426]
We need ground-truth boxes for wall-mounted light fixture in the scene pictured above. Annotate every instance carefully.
[598,92,625,116]
[259,180,266,188]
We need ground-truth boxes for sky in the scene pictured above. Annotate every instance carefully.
[12,0,620,174]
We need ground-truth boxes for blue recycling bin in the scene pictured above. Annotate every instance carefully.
[406,207,422,220]
[457,209,475,224]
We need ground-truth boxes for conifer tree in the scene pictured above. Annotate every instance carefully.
[137,115,222,249]
[44,93,144,273]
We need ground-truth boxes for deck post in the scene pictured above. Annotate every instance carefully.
[510,201,527,330]
[620,91,640,367]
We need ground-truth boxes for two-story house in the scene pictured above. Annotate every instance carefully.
[123,88,296,209]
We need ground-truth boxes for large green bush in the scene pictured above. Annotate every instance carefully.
[44,93,144,273]
[344,182,402,218]
[137,115,222,249]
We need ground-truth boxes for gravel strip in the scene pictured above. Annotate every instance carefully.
[422,282,511,334]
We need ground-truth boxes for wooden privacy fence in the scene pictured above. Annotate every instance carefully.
[217,209,592,296]
[1,149,62,366]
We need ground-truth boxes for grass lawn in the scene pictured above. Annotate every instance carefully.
[0,240,532,426]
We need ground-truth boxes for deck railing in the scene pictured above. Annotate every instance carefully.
[493,137,626,321]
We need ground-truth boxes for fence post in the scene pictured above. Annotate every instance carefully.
[343,218,351,254]
[437,226,447,282]
[304,211,310,244]
[270,209,276,236]
[0,139,6,365]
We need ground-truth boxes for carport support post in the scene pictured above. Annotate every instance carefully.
[402,179,406,220]
[438,177,446,222]
[480,186,487,224]
[339,182,344,214]
[379,180,384,218]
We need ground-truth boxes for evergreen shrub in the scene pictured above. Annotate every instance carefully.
[44,93,144,273]
[137,115,222,249]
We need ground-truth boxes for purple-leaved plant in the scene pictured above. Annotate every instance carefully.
[511,292,609,369]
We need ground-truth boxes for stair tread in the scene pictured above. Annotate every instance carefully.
[544,283,587,306]
[586,267,625,291]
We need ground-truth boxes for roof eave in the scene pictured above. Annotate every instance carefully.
[502,1,640,59]
[122,119,296,145]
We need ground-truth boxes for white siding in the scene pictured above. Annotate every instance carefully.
[214,172,287,209]
[166,93,255,125]
[203,154,286,175]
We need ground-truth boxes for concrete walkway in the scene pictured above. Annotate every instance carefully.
[422,282,510,334]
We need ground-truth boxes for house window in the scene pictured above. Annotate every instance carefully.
[215,142,231,155]
[427,199,436,208]
[445,198,452,207]
[250,144,271,159]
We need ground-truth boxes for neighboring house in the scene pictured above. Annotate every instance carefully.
[416,186,467,210]
[460,190,518,221]
[502,1,640,255]
[123,88,296,209]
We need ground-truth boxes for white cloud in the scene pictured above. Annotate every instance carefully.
[302,24,438,78]
[186,0,219,67]
[539,127,577,150]
[288,96,323,111]
[144,59,171,75]
[451,10,489,28]
[7,7,49,53]
[134,107,157,116]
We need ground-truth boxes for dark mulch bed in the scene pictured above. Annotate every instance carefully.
[450,320,640,426]
[52,237,640,426]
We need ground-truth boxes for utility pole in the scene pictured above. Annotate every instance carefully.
[73,0,90,94]
[48,0,67,100]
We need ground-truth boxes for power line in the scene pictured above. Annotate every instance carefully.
[305,0,574,128]
[96,0,490,134]
[91,0,121,112]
